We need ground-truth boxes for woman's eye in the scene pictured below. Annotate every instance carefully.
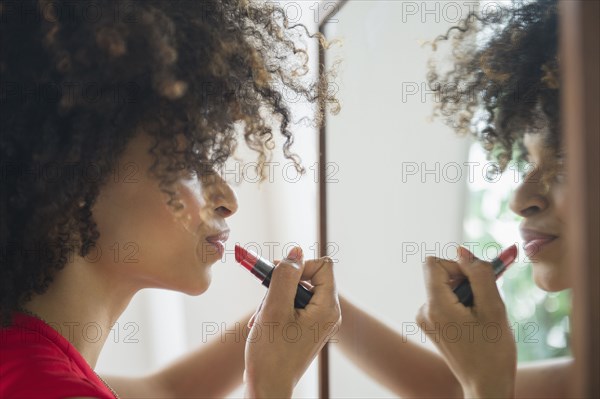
[553,169,566,184]
[552,159,567,183]
[520,161,535,180]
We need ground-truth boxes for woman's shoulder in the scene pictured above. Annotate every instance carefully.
[1,314,114,399]
[1,312,76,361]
[0,334,112,399]
[1,315,70,361]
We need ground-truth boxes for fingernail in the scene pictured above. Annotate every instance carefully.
[287,246,303,261]
[458,246,475,262]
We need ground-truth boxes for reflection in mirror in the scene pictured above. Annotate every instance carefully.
[322,1,571,397]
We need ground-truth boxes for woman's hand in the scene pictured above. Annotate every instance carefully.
[243,247,340,398]
[416,247,517,398]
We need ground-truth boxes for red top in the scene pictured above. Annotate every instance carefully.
[0,312,116,399]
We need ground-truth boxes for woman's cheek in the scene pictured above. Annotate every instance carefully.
[552,183,568,222]
[171,177,208,236]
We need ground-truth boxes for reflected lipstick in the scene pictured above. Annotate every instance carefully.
[234,244,313,309]
[453,244,518,307]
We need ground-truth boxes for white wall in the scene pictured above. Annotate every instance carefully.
[323,1,472,397]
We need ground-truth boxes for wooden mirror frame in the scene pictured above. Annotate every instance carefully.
[559,1,599,397]
[317,2,347,398]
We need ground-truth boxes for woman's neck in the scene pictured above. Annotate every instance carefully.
[21,258,138,369]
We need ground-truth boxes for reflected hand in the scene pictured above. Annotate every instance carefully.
[416,247,517,398]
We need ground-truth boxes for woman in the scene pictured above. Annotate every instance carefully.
[0,1,340,398]
[337,0,572,397]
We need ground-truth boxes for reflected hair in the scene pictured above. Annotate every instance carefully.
[426,0,560,169]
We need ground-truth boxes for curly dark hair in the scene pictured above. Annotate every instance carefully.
[0,0,338,326]
[427,0,560,169]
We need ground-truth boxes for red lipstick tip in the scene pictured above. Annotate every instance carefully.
[234,244,258,271]
[234,244,244,263]
[499,244,518,266]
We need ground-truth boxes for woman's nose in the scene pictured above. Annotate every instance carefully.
[206,173,238,218]
[509,167,549,217]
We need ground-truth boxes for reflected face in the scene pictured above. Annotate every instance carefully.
[91,131,238,295]
[509,133,568,292]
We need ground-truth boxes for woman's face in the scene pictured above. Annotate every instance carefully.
[91,131,238,295]
[509,132,569,292]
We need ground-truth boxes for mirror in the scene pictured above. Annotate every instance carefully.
[322,2,469,396]
[320,1,572,397]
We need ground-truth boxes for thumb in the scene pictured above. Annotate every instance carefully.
[261,246,304,318]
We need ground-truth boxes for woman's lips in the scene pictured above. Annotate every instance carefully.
[204,230,229,257]
[206,241,225,257]
[520,228,558,258]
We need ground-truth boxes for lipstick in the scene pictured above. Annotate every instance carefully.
[234,244,313,309]
[453,244,518,307]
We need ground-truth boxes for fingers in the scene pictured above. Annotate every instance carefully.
[261,247,304,317]
[301,257,335,285]
[259,250,338,320]
[456,247,505,314]
[421,256,464,306]
[300,256,336,305]
[275,257,333,288]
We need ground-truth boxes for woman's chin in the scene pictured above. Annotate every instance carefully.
[532,261,570,292]
[183,279,212,296]
[178,268,213,295]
